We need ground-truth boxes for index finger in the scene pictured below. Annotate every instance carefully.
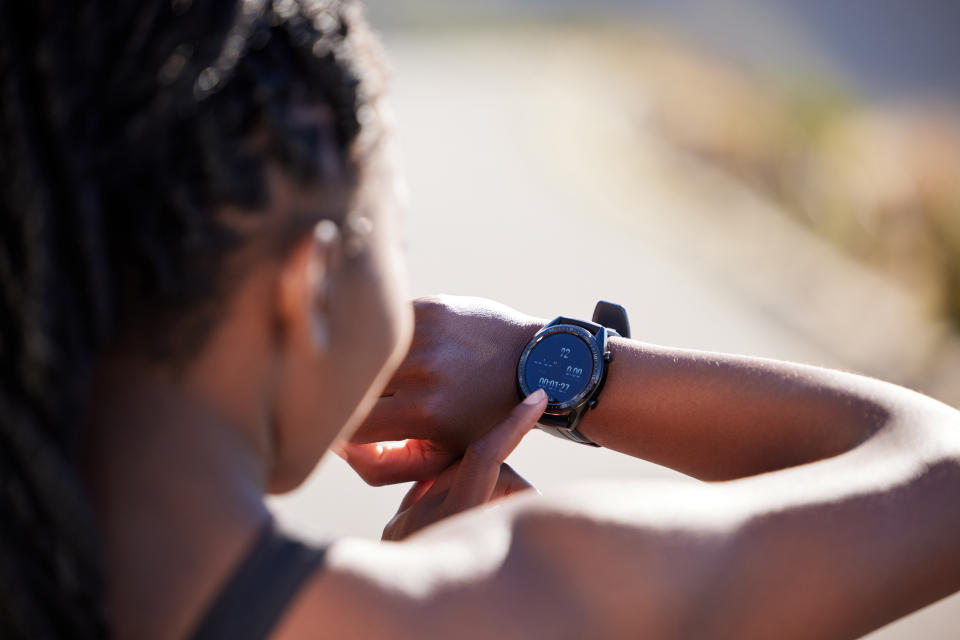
[443,389,547,512]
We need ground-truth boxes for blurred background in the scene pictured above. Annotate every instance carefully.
[271,2,960,637]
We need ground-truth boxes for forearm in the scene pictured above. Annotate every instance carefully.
[577,337,901,480]
[508,409,960,639]
[341,361,960,638]
[700,420,960,639]
[353,296,943,486]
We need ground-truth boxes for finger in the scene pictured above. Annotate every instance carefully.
[490,463,537,501]
[443,389,546,512]
[336,439,457,486]
[397,477,437,512]
[419,458,464,499]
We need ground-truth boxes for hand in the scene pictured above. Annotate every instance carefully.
[343,296,543,485]
[380,390,546,541]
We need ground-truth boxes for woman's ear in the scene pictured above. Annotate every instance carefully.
[277,220,342,354]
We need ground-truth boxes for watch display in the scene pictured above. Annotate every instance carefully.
[516,301,629,447]
[522,331,594,404]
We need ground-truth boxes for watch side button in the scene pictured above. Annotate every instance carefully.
[588,399,598,409]
[603,351,613,362]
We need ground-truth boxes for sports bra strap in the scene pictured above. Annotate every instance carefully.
[189,520,326,640]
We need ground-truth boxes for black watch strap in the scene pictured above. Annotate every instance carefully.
[538,409,600,447]
[551,316,603,335]
[526,301,629,448]
[593,301,630,339]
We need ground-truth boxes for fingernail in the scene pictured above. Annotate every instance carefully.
[523,388,547,405]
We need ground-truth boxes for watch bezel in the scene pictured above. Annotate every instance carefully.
[517,324,604,412]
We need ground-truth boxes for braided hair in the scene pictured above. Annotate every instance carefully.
[0,1,385,636]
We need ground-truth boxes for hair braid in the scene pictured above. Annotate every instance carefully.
[0,0,385,636]
[0,2,108,636]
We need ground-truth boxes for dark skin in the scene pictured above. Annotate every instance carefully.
[345,295,884,483]
[338,296,543,483]
[84,150,417,639]
[86,152,960,639]
[320,295,960,639]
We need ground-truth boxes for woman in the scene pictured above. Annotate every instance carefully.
[0,1,957,638]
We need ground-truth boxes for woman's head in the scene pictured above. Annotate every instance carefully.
[0,0,409,636]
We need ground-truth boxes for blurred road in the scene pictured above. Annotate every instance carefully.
[270,31,960,638]
[368,0,960,104]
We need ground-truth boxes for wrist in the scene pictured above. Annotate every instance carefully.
[516,302,630,447]
[509,317,545,386]
[512,317,546,354]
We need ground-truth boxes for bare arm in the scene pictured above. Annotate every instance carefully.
[294,386,960,639]
[321,296,960,638]
[348,296,908,482]
[520,391,960,638]
[581,337,888,480]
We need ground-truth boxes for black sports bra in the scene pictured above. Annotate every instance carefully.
[188,521,326,640]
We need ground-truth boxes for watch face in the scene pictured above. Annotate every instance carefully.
[521,330,596,405]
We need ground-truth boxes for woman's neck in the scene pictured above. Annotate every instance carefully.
[85,360,272,640]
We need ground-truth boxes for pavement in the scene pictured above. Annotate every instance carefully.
[269,30,960,638]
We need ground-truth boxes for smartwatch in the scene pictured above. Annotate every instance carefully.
[517,301,630,446]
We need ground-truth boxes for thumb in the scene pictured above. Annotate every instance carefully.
[334,439,457,486]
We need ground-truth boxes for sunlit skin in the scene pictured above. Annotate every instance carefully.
[85,121,960,640]
[307,298,960,640]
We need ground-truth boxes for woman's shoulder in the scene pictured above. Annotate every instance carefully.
[267,480,722,640]
[267,498,593,640]
[189,521,327,640]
